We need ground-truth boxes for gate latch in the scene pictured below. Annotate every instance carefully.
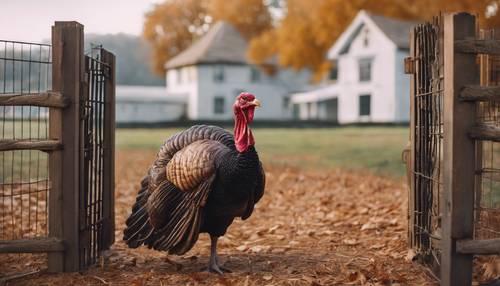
[404,57,416,74]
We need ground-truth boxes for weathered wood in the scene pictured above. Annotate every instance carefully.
[49,21,84,273]
[101,48,116,249]
[469,124,500,142]
[404,57,415,74]
[408,28,416,249]
[0,238,65,253]
[48,22,65,273]
[455,39,500,55]
[0,91,68,108]
[0,139,62,152]
[441,12,477,286]
[460,85,500,101]
[457,239,500,254]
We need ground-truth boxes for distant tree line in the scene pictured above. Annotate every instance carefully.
[85,33,165,86]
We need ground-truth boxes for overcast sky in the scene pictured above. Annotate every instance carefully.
[0,0,162,42]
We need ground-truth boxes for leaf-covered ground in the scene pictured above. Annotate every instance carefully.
[1,150,438,285]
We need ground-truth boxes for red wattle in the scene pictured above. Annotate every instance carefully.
[234,105,255,153]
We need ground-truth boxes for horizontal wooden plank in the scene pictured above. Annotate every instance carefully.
[457,238,500,254]
[455,39,500,55]
[0,139,63,152]
[460,85,500,101]
[469,125,500,142]
[0,91,68,108]
[0,237,65,253]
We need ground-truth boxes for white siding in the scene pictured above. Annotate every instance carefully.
[166,66,199,119]
[394,49,410,122]
[116,102,185,123]
[116,85,186,123]
[167,64,310,120]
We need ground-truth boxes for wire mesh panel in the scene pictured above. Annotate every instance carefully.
[410,19,443,271]
[0,40,52,241]
[79,47,112,269]
[474,30,500,241]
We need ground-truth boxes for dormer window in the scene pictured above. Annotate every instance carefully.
[213,65,225,82]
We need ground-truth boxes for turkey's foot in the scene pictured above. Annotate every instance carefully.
[201,261,232,275]
[201,235,232,274]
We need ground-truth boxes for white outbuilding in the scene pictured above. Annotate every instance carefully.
[164,21,312,121]
[116,85,186,123]
[291,11,415,124]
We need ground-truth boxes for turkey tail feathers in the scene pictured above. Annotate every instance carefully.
[146,175,215,255]
[123,177,153,248]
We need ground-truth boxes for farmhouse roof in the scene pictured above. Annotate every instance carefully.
[328,10,418,57]
[366,11,417,49]
[165,21,249,69]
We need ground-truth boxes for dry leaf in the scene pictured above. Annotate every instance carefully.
[263,275,273,281]
[343,238,358,246]
[405,249,417,262]
[361,222,377,231]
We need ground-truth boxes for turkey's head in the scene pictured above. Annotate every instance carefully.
[233,92,261,153]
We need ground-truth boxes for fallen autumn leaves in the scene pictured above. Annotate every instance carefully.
[1,150,437,285]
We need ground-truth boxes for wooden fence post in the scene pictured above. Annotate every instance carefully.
[408,28,416,249]
[441,13,478,286]
[49,21,84,272]
[101,49,116,249]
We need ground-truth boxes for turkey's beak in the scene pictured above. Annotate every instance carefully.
[250,99,261,108]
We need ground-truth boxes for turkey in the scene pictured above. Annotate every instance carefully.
[123,92,265,274]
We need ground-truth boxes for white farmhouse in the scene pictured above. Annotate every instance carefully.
[291,11,415,123]
[164,21,311,121]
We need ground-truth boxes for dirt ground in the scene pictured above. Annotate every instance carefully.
[1,150,438,285]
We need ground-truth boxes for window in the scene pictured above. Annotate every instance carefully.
[250,67,261,82]
[328,60,338,81]
[359,58,372,82]
[213,96,225,114]
[359,94,371,116]
[213,65,225,82]
[283,96,290,110]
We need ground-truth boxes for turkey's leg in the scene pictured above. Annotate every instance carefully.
[204,235,232,274]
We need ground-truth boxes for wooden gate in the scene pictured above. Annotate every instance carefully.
[407,12,500,285]
[0,21,115,274]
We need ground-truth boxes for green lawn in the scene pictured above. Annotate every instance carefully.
[116,127,409,178]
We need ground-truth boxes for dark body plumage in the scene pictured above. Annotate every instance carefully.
[123,125,265,255]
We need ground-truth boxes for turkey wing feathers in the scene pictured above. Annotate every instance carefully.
[144,139,231,254]
[149,125,234,190]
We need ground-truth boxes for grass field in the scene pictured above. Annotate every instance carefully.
[116,126,409,178]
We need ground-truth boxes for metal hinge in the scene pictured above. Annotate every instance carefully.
[404,57,416,74]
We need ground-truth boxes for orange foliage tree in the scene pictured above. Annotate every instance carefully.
[249,0,500,81]
[143,0,271,75]
[144,0,500,79]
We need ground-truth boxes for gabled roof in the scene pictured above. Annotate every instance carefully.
[367,12,417,49]
[165,21,249,69]
[328,10,418,58]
